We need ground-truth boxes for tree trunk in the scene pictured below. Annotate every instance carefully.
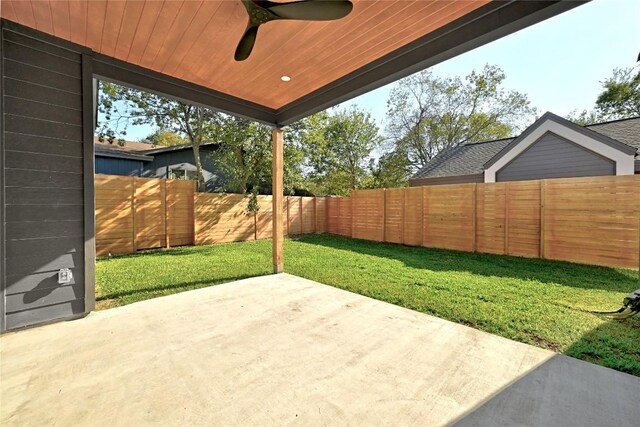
[192,144,205,192]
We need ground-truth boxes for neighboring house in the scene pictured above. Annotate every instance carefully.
[409,113,640,186]
[94,138,223,192]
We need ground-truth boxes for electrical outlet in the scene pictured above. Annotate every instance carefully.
[58,268,73,284]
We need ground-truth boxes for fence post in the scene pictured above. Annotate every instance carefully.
[131,177,137,252]
[191,181,196,245]
[313,196,317,234]
[382,189,387,242]
[299,196,303,235]
[350,191,355,238]
[472,184,477,253]
[504,182,510,255]
[540,179,546,259]
[165,180,170,249]
[400,188,406,246]
[286,196,290,236]
[421,186,426,247]
[325,197,330,235]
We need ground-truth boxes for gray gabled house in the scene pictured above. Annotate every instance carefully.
[409,113,640,186]
[94,138,223,192]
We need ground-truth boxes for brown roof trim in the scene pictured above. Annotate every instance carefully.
[94,149,154,162]
[409,174,483,187]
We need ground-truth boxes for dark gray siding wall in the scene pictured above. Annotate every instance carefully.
[142,146,222,192]
[1,27,88,330]
[409,173,483,187]
[95,156,142,176]
[496,132,615,182]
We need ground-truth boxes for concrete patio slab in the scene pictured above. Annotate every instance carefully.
[1,273,638,426]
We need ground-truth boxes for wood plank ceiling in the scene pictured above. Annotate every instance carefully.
[1,0,490,109]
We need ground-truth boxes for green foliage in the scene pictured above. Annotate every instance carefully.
[98,63,546,196]
[143,130,188,147]
[97,235,640,376]
[385,64,536,171]
[206,115,273,194]
[566,65,640,125]
[564,109,606,126]
[366,150,412,189]
[98,81,219,191]
[595,66,640,119]
[303,106,383,195]
[246,188,260,214]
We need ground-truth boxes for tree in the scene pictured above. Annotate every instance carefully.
[386,65,536,171]
[565,65,640,125]
[206,115,272,194]
[98,82,219,191]
[564,109,604,126]
[595,66,640,119]
[143,130,188,147]
[367,149,412,189]
[304,107,383,195]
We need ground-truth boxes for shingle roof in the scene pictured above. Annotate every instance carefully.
[93,137,158,155]
[412,138,512,179]
[93,137,214,156]
[588,117,640,150]
[411,116,640,180]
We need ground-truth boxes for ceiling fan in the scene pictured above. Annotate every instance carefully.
[235,0,354,61]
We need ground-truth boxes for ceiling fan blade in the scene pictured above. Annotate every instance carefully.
[235,25,260,61]
[264,0,353,21]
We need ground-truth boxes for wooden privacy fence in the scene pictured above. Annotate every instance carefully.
[96,175,196,256]
[194,193,326,245]
[324,175,640,269]
[95,175,326,256]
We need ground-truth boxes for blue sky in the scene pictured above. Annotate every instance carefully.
[121,0,639,140]
[342,0,640,130]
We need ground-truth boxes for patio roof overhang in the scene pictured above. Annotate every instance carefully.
[1,0,587,126]
[0,0,590,331]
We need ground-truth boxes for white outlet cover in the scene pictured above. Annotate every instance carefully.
[58,268,73,284]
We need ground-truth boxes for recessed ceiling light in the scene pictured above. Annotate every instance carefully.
[280,75,291,82]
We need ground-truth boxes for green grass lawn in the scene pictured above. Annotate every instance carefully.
[96,234,640,376]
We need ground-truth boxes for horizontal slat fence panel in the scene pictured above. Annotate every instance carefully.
[506,181,541,258]
[256,195,273,240]
[326,198,340,235]
[95,175,134,256]
[301,197,316,234]
[322,175,640,269]
[195,193,255,245]
[326,197,352,237]
[542,176,639,268]
[352,189,385,242]
[134,177,166,250]
[476,183,506,255]
[423,184,475,252]
[403,187,423,246]
[95,175,327,255]
[95,174,640,269]
[385,188,404,244]
[287,196,302,235]
[315,197,326,233]
[166,179,195,247]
